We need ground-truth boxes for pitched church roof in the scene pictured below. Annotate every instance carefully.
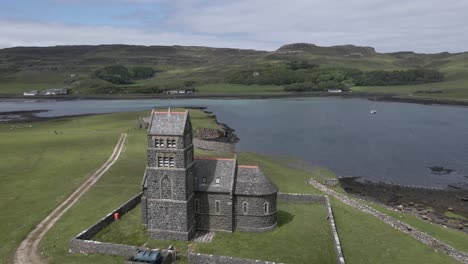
[234,166,278,196]
[193,158,278,196]
[148,110,188,136]
[193,158,236,193]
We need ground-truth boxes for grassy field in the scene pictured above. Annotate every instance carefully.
[0,116,122,262]
[1,108,466,263]
[94,202,335,264]
[0,108,221,263]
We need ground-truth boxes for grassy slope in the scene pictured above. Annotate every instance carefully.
[0,115,126,262]
[1,109,465,263]
[1,44,468,101]
[238,154,461,264]
[275,156,468,255]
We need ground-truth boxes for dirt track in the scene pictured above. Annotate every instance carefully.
[13,133,127,264]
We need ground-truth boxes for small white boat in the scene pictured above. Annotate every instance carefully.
[370,110,377,114]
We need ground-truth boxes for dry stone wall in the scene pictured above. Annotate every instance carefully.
[193,138,235,154]
[188,252,284,264]
[308,178,468,264]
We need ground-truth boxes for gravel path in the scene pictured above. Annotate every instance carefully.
[14,133,127,264]
[308,178,468,264]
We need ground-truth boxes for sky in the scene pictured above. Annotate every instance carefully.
[0,0,467,53]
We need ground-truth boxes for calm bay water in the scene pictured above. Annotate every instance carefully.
[1,97,468,189]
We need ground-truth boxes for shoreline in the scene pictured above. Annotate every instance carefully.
[2,92,468,107]
[2,107,467,233]
[339,177,468,232]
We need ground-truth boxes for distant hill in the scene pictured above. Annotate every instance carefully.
[276,43,377,57]
[0,43,467,99]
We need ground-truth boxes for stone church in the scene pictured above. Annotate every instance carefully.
[141,109,278,241]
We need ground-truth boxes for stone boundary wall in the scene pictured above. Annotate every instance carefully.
[308,178,468,264]
[69,192,176,263]
[72,193,142,240]
[188,252,284,264]
[277,192,345,264]
[195,128,225,139]
[325,196,346,264]
[277,192,326,203]
[193,138,235,154]
[187,193,345,264]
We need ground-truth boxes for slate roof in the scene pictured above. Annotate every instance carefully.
[193,158,236,193]
[149,110,188,136]
[234,166,278,196]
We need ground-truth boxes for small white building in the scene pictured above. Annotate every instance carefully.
[164,89,194,95]
[41,88,68,95]
[328,89,343,93]
[23,90,38,96]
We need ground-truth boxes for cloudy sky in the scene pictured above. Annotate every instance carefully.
[0,0,467,53]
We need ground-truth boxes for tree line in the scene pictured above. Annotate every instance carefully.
[93,65,155,85]
[225,61,444,92]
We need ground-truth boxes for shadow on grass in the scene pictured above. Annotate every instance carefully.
[277,210,294,227]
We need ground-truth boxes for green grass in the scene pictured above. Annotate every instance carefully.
[331,199,457,264]
[444,211,468,221]
[238,154,465,264]
[362,202,468,253]
[0,108,217,263]
[197,202,335,263]
[0,117,122,262]
[195,83,284,94]
[2,109,466,264]
[93,201,336,264]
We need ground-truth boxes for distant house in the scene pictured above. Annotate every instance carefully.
[23,90,38,96]
[41,88,69,96]
[328,89,342,93]
[164,88,194,95]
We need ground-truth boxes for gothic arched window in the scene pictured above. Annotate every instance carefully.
[160,176,172,199]
[242,201,248,215]
[264,202,269,214]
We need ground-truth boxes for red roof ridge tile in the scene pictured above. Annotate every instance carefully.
[195,157,235,161]
[238,165,259,169]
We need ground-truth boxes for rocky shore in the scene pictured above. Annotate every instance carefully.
[0,110,49,123]
[340,177,468,232]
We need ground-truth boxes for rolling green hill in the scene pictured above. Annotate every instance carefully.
[1,43,467,100]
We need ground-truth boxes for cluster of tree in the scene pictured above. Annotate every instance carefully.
[283,81,348,92]
[347,69,444,86]
[93,65,155,84]
[225,61,444,92]
[225,62,354,91]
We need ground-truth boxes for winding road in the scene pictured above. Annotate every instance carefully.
[14,133,127,264]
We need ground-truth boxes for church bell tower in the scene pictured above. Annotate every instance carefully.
[141,109,196,240]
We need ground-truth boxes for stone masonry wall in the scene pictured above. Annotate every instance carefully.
[277,192,346,264]
[195,192,233,232]
[234,194,277,232]
[193,138,235,154]
[69,192,176,262]
[309,178,468,264]
[195,128,225,139]
[72,193,142,241]
[277,192,326,203]
[188,252,284,264]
